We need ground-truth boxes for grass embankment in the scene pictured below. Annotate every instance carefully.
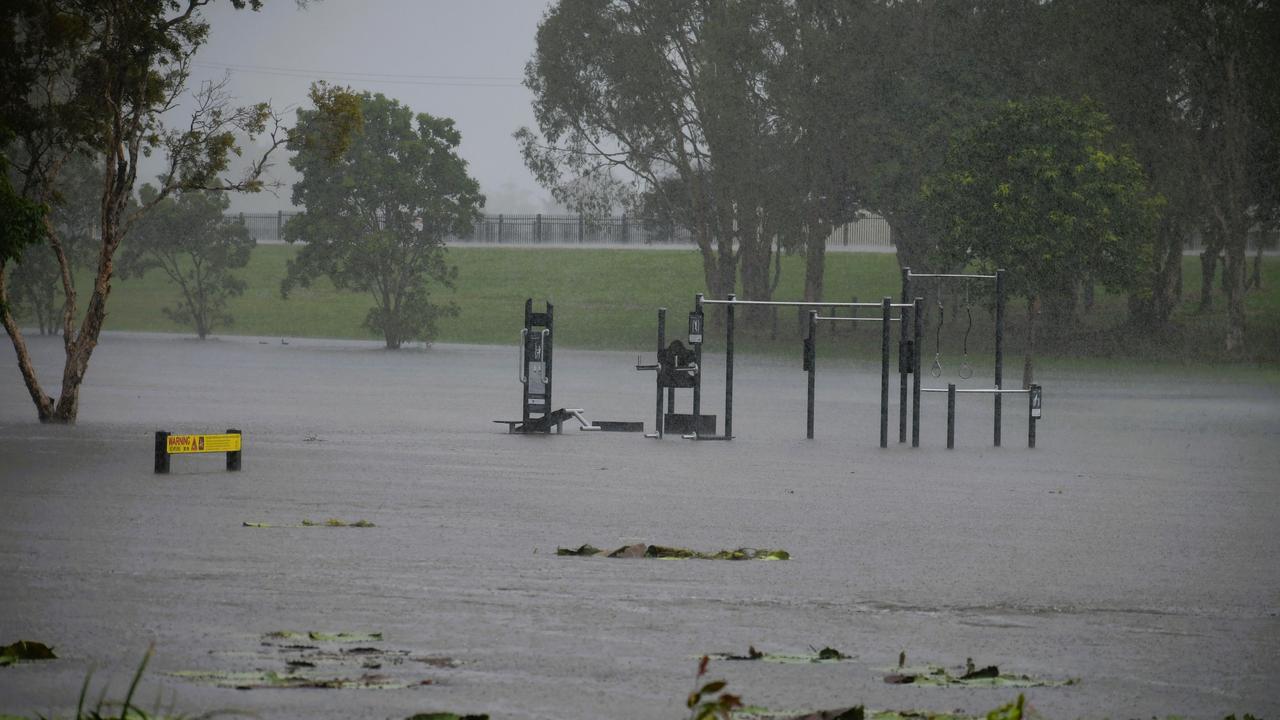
[58,244,1280,367]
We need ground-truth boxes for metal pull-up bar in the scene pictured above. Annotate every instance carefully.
[701,298,914,309]
[804,297,897,446]
[693,293,909,444]
[926,383,1041,449]
[902,267,1006,447]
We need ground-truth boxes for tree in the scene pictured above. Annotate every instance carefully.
[1171,0,1278,352]
[922,97,1162,386]
[119,187,254,339]
[0,131,46,306]
[518,0,780,308]
[6,153,101,335]
[282,92,482,349]
[0,0,303,423]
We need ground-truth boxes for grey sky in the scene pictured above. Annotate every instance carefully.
[186,0,557,214]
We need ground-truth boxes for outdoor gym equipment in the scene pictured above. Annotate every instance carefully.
[691,293,916,444]
[902,268,1011,447]
[929,286,976,380]
[495,299,644,434]
[803,297,905,446]
[927,383,1042,449]
[634,307,715,437]
[154,429,242,473]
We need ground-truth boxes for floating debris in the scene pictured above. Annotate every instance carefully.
[0,640,57,667]
[169,669,425,690]
[881,661,1074,688]
[173,631,459,692]
[733,694,1029,720]
[264,631,384,643]
[243,519,375,528]
[557,543,789,560]
[707,645,850,664]
[406,714,490,720]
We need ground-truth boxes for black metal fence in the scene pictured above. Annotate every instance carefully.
[225,211,896,248]
[226,210,1279,252]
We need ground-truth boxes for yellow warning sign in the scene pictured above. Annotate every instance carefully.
[166,433,241,455]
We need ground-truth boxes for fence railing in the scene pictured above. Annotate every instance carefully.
[226,211,896,248]
[227,210,1279,252]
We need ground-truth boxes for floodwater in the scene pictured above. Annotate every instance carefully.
[1,332,1277,719]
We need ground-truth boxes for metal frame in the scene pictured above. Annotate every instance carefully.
[923,384,1041,449]
[902,267,1006,447]
[695,293,913,443]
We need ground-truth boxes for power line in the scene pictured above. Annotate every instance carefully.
[194,61,525,88]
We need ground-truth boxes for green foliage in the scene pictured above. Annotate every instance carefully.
[924,97,1161,304]
[0,0,285,422]
[118,187,254,339]
[5,153,100,335]
[0,148,45,272]
[283,91,481,349]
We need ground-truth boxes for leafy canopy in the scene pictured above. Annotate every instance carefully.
[282,91,483,348]
[119,186,255,339]
[923,97,1162,303]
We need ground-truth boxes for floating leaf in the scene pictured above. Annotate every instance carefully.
[0,640,57,667]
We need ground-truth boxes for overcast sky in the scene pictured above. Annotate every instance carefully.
[183,0,558,214]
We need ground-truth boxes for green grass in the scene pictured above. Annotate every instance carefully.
[32,244,1280,368]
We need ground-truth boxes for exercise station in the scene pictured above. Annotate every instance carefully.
[498,275,1043,450]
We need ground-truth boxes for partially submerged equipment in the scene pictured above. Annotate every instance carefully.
[634,307,716,437]
[494,299,643,434]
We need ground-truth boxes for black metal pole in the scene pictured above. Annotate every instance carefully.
[154,431,170,474]
[899,268,910,443]
[1029,383,1039,448]
[880,296,890,449]
[947,383,956,450]
[995,269,1005,447]
[522,298,532,428]
[656,308,666,438]
[807,310,816,440]
[545,301,555,434]
[692,294,703,435]
[725,293,735,440]
[226,428,242,471]
[912,297,923,447]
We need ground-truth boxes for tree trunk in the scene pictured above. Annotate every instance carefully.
[0,267,58,420]
[1224,242,1246,353]
[1198,248,1217,311]
[1022,294,1040,389]
[803,232,826,305]
[1248,239,1262,290]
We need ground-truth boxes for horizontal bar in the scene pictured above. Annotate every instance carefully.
[814,316,901,322]
[921,387,1029,394]
[701,299,913,309]
[905,272,998,280]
